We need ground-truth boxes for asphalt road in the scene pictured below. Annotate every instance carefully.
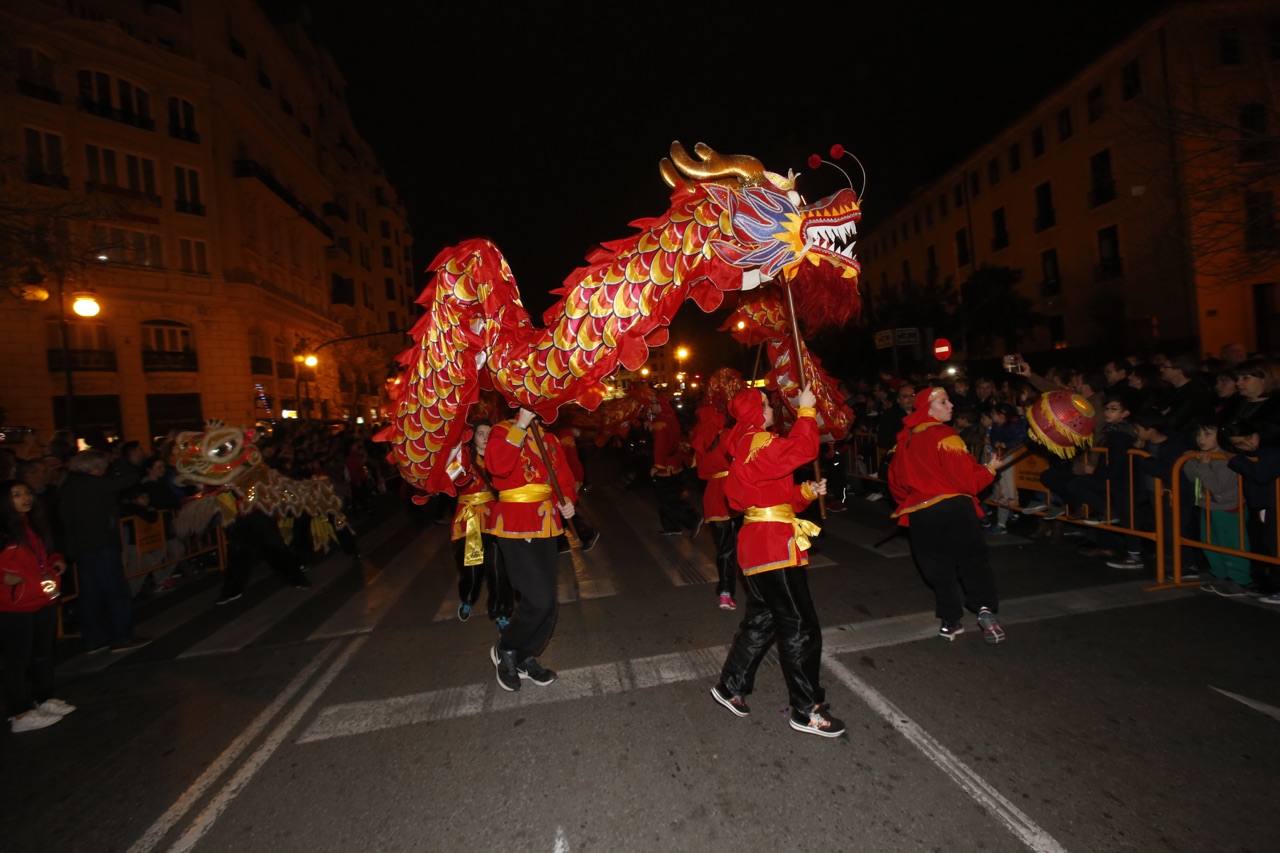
[2,470,1277,853]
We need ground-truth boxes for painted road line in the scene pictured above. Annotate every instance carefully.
[308,529,441,640]
[166,636,367,853]
[179,549,356,658]
[1210,686,1280,725]
[822,654,1070,853]
[298,581,1185,744]
[126,640,341,853]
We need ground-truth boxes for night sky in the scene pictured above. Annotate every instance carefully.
[305,0,1169,363]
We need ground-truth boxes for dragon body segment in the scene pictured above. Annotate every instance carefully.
[382,143,862,496]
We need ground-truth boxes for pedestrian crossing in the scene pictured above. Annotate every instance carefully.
[59,485,870,666]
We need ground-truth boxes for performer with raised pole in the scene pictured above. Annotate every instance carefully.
[888,387,1008,644]
[710,384,845,738]
[691,369,743,610]
[485,408,577,692]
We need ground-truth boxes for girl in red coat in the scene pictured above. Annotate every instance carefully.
[650,398,700,536]
[710,387,845,738]
[1,480,75,732]
[485,409,578,692]
[690,402,738,609]
[888,387,1007,644]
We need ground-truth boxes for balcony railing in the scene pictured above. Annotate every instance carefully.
[169,125,200,144]
[142,350,198,372]
[85,181,162,206]
[78,98,155,130]
[47,348,117,372]
[175,198,206,215]
[1094,258,1124,281]
[27,170,70,189]
[17,79,61,103]
[232,159,332,239]
[1088,181,1116,207]
[250,355,273,375]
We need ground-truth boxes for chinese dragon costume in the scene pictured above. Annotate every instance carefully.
[379,142,863,496]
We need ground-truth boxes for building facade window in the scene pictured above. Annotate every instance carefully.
[1220,28,1241,65]
[969,171,980,198]
[953,183,964,207]
[902,259,912,283]
[1245,191,1277,251]
[77,70,153,129]
[939,194,948,217]
[382,245,393,267]
[142,320,193,353]
[178,237,208,273]
[167,97,198,142]
[924,203,933,227]
[926,244,937,276]
[1031,126,1045,157]
[1057,107,1073,141]
[988,157,1000,186]
[1096,225,1122,279]
[1040,248,1061,297]
[16,47,58,102]
[380,220,391,238]
[124,154,157,198]
[1087,85,1105,122]
[174,165,203,213]
[1122,59,1142,100]
[1240,103,1271,162]
[91,225,162,267]
[24,128,65,187]
[1008,142,1022,172]
[1035,182,1056,231]
[384,277,396,299]
[955,227,971,267]
[991,207,1009,250]
[1089,149,1115,207]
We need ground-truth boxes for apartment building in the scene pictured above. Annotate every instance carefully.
[859,0,1280,359]
[0,0,417,442]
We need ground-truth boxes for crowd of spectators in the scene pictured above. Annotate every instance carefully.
[842,343,1280,605]
[0,417,392,732]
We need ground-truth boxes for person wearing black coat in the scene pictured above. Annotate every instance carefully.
[58,451,146,652]
[1226,421,1280,598]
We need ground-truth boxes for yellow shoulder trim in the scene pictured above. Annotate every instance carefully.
[939,435,968,453]
[745,431,774,464]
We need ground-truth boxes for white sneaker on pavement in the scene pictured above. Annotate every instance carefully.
[37,698,76,716]
[10,708,62,733]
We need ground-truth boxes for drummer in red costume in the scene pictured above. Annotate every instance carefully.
[710,385,845,738]
[448,424,513,628]
[554,426,599,552]
[690,400,738,610]
[485,408,578,691]
[888,387,1007,644]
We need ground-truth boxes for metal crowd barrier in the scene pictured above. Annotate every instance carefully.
[849,428,886,486]
[56,508,227,639]
[1167,450,1279,589]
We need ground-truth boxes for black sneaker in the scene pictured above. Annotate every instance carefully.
[710,684,750,717]
[489,645,521,692]
[789,705,846,738]
[939,620,965,642]
[977,607,1006,645]
[690,515,704,539]
[1213,579,1249,598]
[517,657,557,686]
[457,602,472,622]
[216,592,243,606]
[581,529,601,552]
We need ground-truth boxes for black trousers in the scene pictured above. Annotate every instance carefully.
[908,497,999,622]
[719,566,824,713]
[655,473,698,533]
[710,518,741,597]
[222,512,309,598]
[496,536,559,661]
[452,533,514,619]
[0,605,57,716]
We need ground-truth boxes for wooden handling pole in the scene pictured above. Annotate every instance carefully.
[780,279,826,519]
[528,420,581,549]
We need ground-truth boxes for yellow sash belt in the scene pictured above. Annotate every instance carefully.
[742,504,821,552]
[497,484,553,502]
[711,471,729,479]
[457,492,494,566]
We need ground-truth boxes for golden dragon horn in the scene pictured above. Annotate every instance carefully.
[660,141,766,188]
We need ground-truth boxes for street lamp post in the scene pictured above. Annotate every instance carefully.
[293,337,318,420]
[19,267,100,439]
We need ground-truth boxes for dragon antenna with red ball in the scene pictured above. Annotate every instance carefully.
[806,144,867,200]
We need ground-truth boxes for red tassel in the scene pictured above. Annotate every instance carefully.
[807,153,822,169]
[829,143,845,160]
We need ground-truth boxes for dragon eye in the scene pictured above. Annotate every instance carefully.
[212,439,238,458]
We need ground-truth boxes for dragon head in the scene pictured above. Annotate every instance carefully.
[174,421,262,486]
[660,142,862,289]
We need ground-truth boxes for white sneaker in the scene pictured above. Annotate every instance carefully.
[865,493,884,502]
[37,698,76,716]
[10,708,62,733]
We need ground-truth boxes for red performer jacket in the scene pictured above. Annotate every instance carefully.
[485,420,578,539]
[724,390,820,575]
[0,521,62,613]
[451,449,495,542]
[691,404,732,522]
[888,420,993,526]
[651,402,686,476]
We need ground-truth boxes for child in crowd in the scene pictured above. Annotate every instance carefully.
[1183,421,1252,597]
[987,403,1028,533]
[1225,420,1280,604]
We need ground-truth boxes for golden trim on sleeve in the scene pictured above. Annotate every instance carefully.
[796,406,817,419]
[801,482,817,501]
[504,425,527,447]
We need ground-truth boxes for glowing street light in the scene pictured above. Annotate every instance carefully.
[71,292,101,317]
[303,354,319,368]
[676,345,689,362]
[640,366,650,377]
[735,320,746,331]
